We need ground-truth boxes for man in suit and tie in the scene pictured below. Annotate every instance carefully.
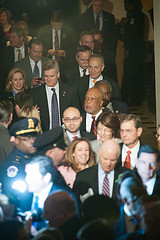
[31,59,74,132]
[73,139,127,203]
[79,0,117,58]
[0,26,27,91]
[14,38,49,87]
[62,107,95,145]
[62,45,91,85]
[94,80,130,114]
[118,114,143,170]
[135,145,160,197]
[81,87,103,137]
[73,53,121,112]
[37,10,75,67]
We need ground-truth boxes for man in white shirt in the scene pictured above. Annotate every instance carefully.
[14,38,49,87]
[118,114,143,170]
[62,107,96,145]
[31,59,73,132]
[135,145,160,197]
[73,139,127,203]
[81,87,103,136]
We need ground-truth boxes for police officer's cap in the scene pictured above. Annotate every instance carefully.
[34,126,66,155]
[9,117,39,137]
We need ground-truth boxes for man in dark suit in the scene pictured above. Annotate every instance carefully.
[118,114,143,170]
[79,0,117,57]
[94,80,130,114]
[135,145,160,197]
[37,10,75,67]
[31,59,74,132]
[62,107,95,145]
[73,53,121,112]
[0,26,28,91]
[73,139,128,203]
[62,45,91,85]
[14,38,49,87]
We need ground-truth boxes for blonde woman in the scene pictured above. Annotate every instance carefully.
[20,105,42,133]
[58,138,96,188]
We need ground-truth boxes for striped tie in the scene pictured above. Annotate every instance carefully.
[91,116,97,138]
[102,172,110,197]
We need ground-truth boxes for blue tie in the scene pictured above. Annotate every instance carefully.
[32,196,39,228]
[51,88,59,128]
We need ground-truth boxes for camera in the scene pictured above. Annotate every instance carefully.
[17,208,43,222]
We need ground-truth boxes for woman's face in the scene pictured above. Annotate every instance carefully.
[10,72,25,93]
[0,11,8,25]
[73,141,90,167]
[97,121,113,142]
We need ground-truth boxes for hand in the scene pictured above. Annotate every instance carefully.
[48,49,55,56]
[56,50,65,57]
[31,77,40,86]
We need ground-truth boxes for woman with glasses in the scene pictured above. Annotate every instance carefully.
[91,111,121,162]
[58,137,96,188]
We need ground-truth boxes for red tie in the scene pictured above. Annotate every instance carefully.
[124,150,131,169]
[102,173,110,197]
[55,31,60,62]
[83,69,86,77]
[96,15,100,30]
[73,136,77,139]
[91,116,97,138]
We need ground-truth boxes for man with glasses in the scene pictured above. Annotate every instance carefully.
[62,107,95,145]
[0,117,39,202]
[135,145,160,197]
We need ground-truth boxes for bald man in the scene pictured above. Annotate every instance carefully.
[73,139,128,203]
[81,87,103,136]
[62,107,96,145]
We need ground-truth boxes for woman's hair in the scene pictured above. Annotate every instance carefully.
[6,68,28,92]
[96,111,120,138]
[0,8,13,25]
[63,137,95,173]
[20,105,42,133]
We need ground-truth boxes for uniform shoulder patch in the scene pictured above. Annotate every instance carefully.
[7,166,18,178]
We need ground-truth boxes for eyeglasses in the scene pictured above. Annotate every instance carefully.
[97,127,112,134]
[16,136,36,142]
[63,117,81,123]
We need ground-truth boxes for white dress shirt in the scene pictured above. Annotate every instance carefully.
[98,163,114,198]
[89,74,103,89]
[86,109,102,132]
[52,28,61,60]
[79,66,89,77]
[29,57,42,77]
[45,82,61,129]
[31,182,53,209]
[93,11,103,31]
[66,130,81,141]
[14,44,25,62]
[144,174,156,195]
[122,141,140,169]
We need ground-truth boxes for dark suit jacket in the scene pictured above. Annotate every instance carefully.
[62,59,82,85]
[37,24,75,58]
[63,129,96,146]
[112,100,130,114]
[73,75,121,112]
[14,56,49,86]
[73,164,127,202]
[0,45,28,91]
[31,82,74,132]
[79,6,117,53]
[152,171,160,197]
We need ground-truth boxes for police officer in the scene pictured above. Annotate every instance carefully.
[0,117,40,204]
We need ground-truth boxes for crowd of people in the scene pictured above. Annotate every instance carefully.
[0,0,158,240]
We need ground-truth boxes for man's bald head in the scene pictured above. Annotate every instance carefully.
[44,191,77,227]
[98,139,120,172]
[62,107,82,134]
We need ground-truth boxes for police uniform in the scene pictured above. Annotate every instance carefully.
[0,117,39,206]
